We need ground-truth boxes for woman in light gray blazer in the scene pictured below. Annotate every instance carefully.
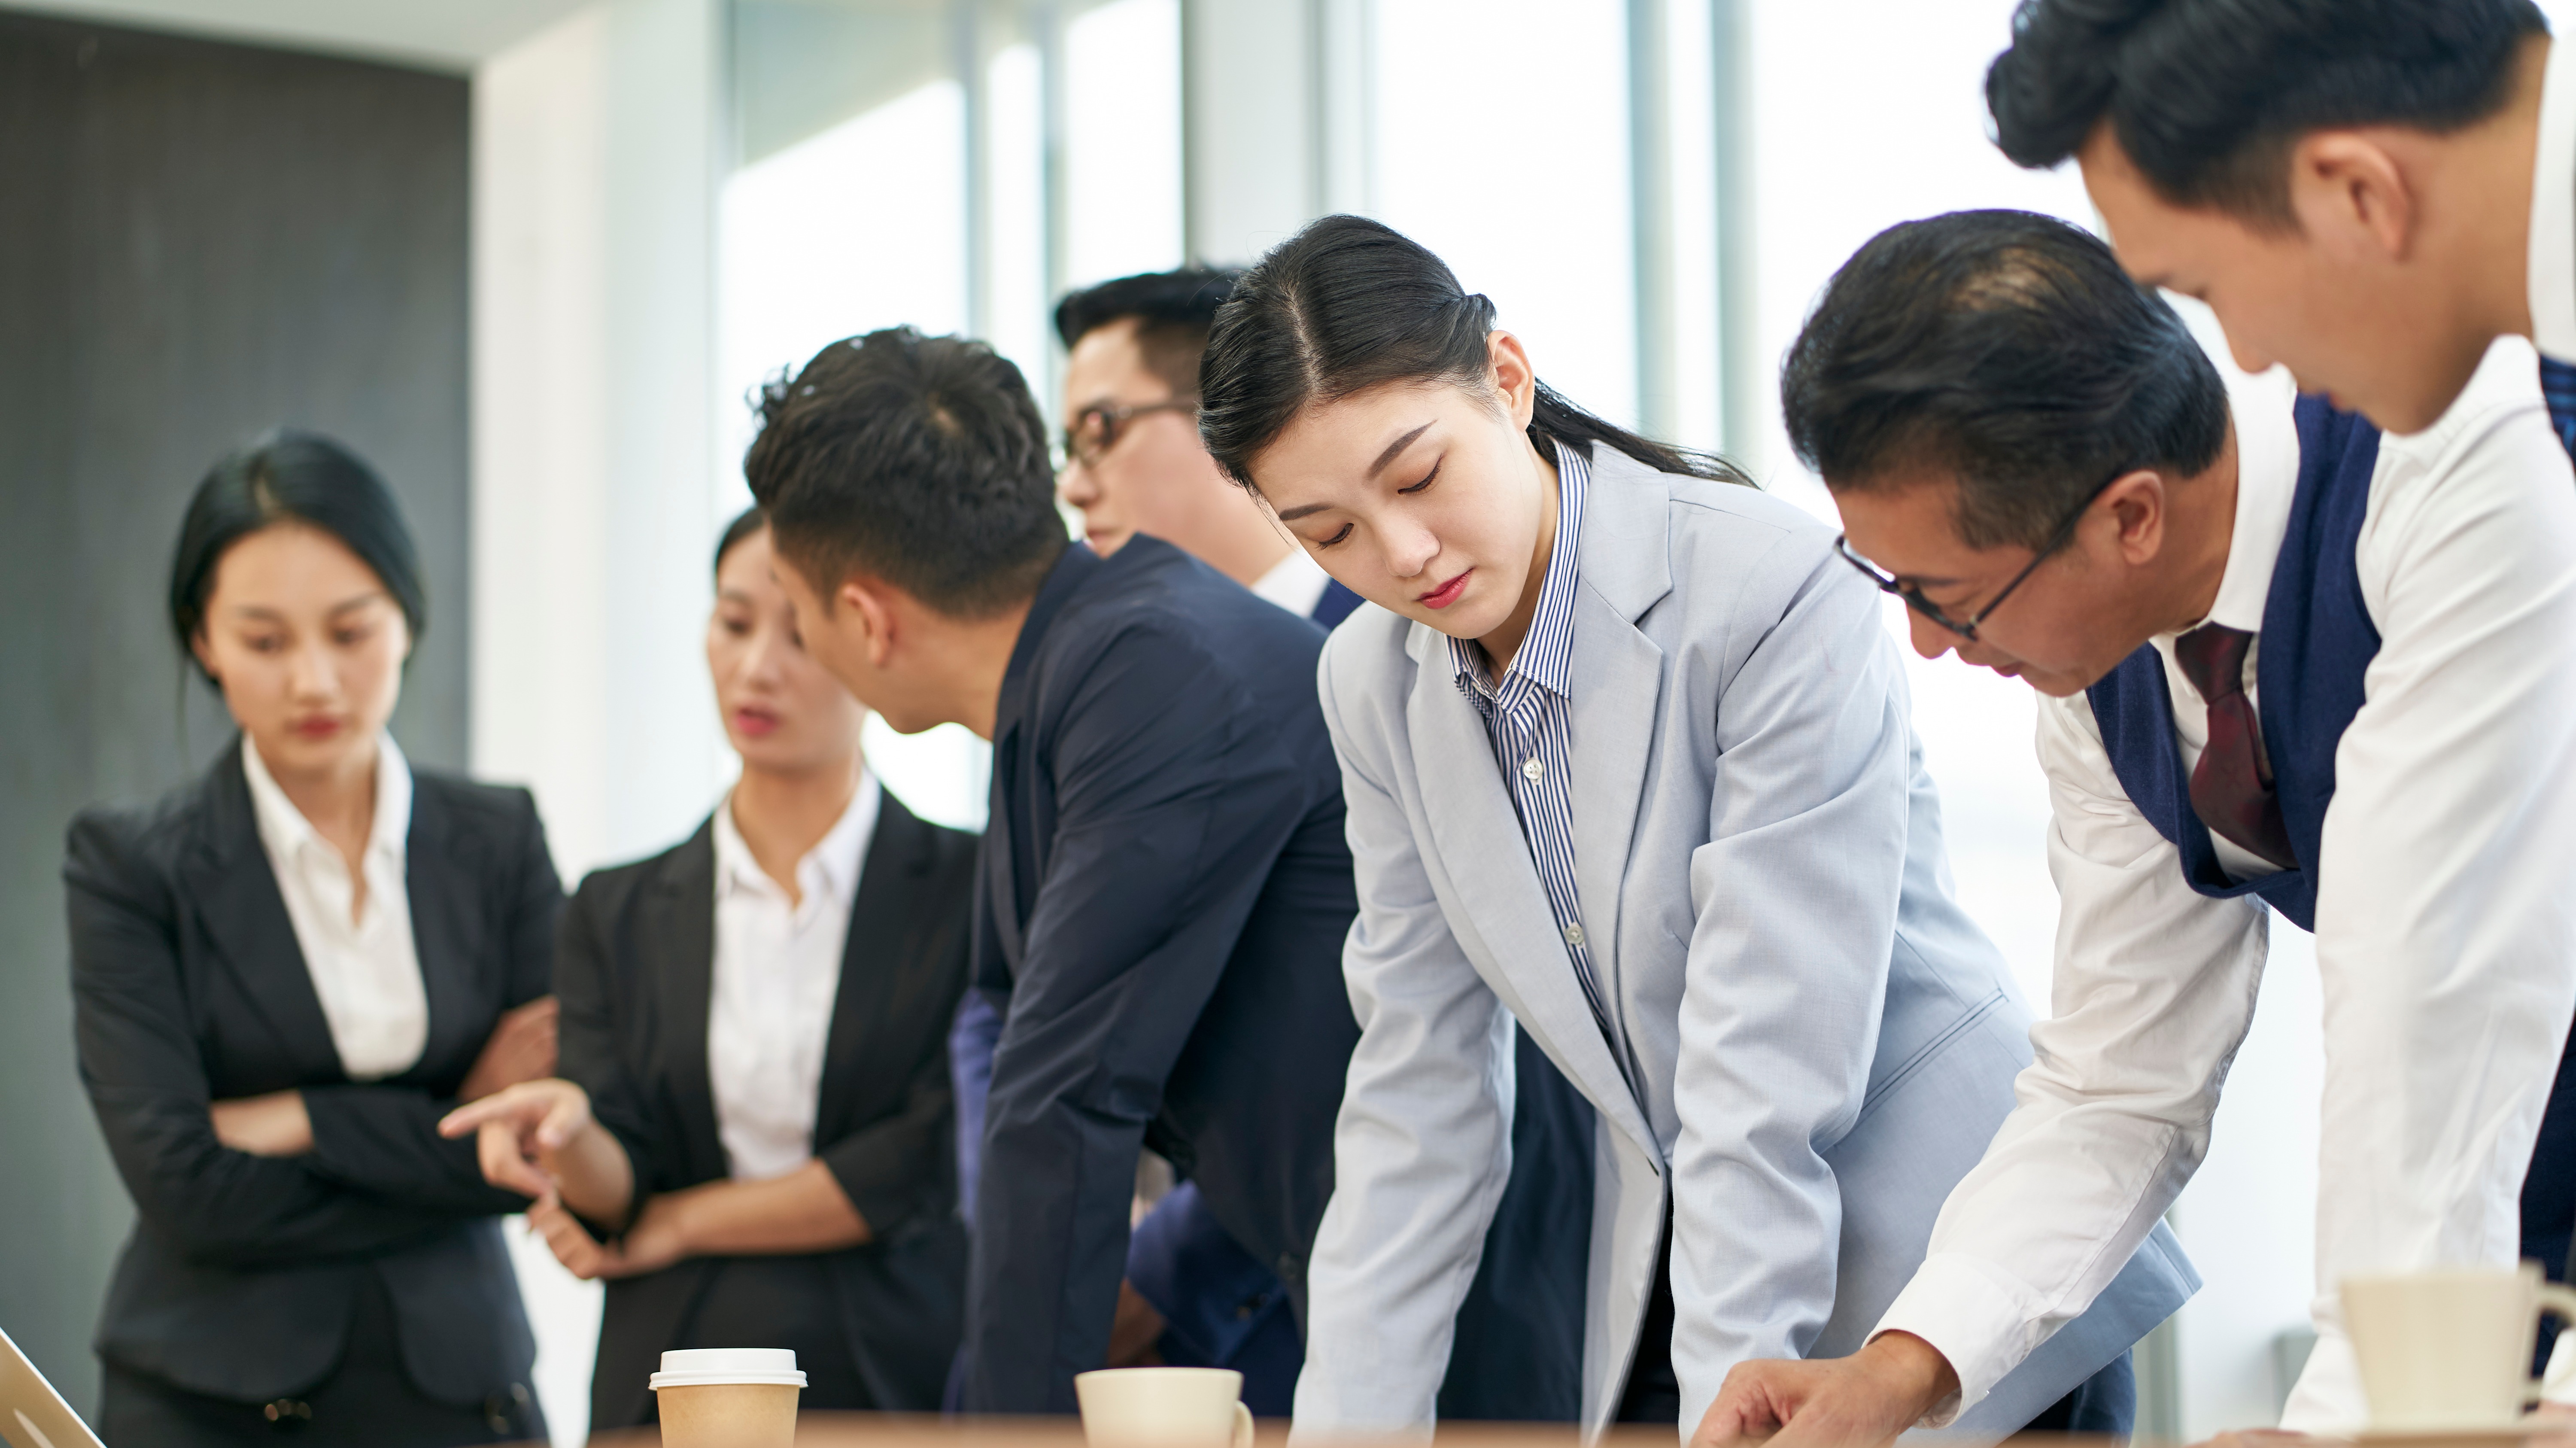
[1194,215,2195,1440]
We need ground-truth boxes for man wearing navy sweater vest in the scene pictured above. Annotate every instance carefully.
[1696,211,2576,1446]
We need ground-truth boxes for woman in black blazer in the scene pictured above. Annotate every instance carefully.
[446,508,976,1432]
[65,431,562,1446]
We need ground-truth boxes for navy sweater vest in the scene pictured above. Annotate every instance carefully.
[2084,395,2380,930]
[2083,394,2576,1285]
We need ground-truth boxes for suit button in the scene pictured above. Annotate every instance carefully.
[1273,1253,1300,1282]
[262,1398,311,1427]
[485,1383,532,1432]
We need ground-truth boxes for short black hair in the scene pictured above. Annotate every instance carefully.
[1780,210,2230,551]
[170,428,428,683]
[1053,267,1240,399]
[1988,0,2547,227]
[744,327,1066,617]
[714,504,766,576]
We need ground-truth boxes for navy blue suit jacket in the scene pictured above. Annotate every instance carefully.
[961,538,1360,1414]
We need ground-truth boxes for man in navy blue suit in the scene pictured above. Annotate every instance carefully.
[745,324,1361,1417]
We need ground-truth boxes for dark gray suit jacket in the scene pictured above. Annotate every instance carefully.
[557,789,975,1431]
[64,742,558,1406]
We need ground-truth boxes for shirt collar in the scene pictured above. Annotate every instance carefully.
[1448,439,1589,700]
[2184,362,2301,637]
[2530,33,2576,363]
[240,731,412,867]
[713,768,881,911]
[1249,546,1333,618]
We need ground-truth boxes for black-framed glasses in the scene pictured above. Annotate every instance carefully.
[1834,466,2128,642]
[1060,398,1198,469]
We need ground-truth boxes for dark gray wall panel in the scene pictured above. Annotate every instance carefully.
[0,8,469,1409]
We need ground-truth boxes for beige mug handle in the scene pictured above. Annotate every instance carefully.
[1232,1400,1255,1448]
[2525,1282,2576,1405]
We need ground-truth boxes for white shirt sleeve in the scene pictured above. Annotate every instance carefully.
[1871,688,2269,1424]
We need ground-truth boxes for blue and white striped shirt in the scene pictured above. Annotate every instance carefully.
[1448,441,1614,1045]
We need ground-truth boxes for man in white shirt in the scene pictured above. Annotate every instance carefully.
[1695,210,2576,1445]
[1976,0,2567,459]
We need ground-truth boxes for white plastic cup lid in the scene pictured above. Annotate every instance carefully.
[648,1348,808,1390]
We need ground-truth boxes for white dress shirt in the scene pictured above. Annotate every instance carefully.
[1874,340,2576,1435]
[1249,546,1333,619]
[708,773,880,1181]
[240,733,428,1082]
[2528,32,2576,364]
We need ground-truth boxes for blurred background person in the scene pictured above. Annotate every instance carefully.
[1000,265,1590,1419]
[1055,267,1362,629]
[64,430,561,1446]
[443,507,975,1431]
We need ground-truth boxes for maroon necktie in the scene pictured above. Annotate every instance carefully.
[2173,623,2299,872]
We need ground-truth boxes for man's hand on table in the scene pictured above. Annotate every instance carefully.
[1693,1332,1959,1448]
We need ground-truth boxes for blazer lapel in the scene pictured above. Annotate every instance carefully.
[644,823,726,1180]
[1567,455,1675,1031]
[981,724,1026,970]
[1403,627,1659,1160]
[402,782,489,1080]
[814,793,931,1143]
[181,746,344,1083]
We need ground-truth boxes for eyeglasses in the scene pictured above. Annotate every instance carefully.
[1833,465,2129,642]
[1060,399,1198,470]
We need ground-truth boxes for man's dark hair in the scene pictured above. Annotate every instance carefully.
[1780,210,2230,551]
[1053,267,1241,399]
[745,327,1066,618]
[1988,0,2547,228]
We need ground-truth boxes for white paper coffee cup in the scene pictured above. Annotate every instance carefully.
[651,1348,806,1448]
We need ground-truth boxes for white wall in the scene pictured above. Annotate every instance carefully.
[472,2,726,1440]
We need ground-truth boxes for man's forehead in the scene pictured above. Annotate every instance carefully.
[1835,472,1985,570]
[1063,316,1151,389]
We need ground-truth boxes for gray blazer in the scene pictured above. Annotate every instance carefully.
[1292,450,2195,1436]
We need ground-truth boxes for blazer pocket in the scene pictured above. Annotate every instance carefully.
[1847,987,2008,1137]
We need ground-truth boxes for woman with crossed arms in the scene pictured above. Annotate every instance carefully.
[444,508,975,1430]
[68,431,560,1445]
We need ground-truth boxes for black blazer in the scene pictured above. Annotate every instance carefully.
[64,742,560,1406]
[963,538,1362,1413]
[557,787,976,1432]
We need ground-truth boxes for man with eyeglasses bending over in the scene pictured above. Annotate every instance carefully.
[1695,210,2576,1448]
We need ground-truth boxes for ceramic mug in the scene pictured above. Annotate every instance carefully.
[2343,1265,2576,1430]
[1074,1366,1256,1448]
